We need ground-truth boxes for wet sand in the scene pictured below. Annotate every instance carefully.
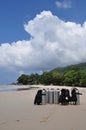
[0,85,86,130]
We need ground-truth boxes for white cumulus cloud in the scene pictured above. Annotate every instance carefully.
[0,10,86,83]
[55,0,72,9]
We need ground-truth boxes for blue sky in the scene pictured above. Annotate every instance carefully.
[0,0,86,43]
[0,0,86,84]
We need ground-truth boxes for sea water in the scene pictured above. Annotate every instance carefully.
[0,85,18,92]
[0,85,30,92]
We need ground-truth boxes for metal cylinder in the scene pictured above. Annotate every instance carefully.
[46,88,49,103]
[42,89,46,105]
[48,89,54,104]
[54,88,60,104]
[76,89,80,105]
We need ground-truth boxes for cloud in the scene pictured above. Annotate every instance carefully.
[0,10,86,83]
[55,0,72,9]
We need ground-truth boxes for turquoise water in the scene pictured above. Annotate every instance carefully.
[0,85,20,92]
[0,85,29,92]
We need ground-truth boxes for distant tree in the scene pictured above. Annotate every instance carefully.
[17,74,29,85]
[63,68,81,86]
[28,73,40,85]
[51,72,63,85]
[17,64,86,87]
[40,72,53,85]
[79,71,86,87]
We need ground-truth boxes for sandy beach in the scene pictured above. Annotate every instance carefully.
[0,85,86,130]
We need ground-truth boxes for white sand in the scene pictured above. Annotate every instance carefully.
[0,85,86,130]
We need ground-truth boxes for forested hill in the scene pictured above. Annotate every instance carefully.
[51,62,86,73]
[17,62,86,87]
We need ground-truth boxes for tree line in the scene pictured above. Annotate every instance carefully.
[17,67,86,87]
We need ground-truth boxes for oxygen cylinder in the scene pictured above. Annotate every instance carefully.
[54,88,60,104]
[46,88,49,103]
[76,89,80,105]
[42,89,46,105]
[48,89,54,104]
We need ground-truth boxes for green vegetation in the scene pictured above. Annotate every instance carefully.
[17,62,86,87]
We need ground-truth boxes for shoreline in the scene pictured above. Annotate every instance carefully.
[0,84,86,93]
